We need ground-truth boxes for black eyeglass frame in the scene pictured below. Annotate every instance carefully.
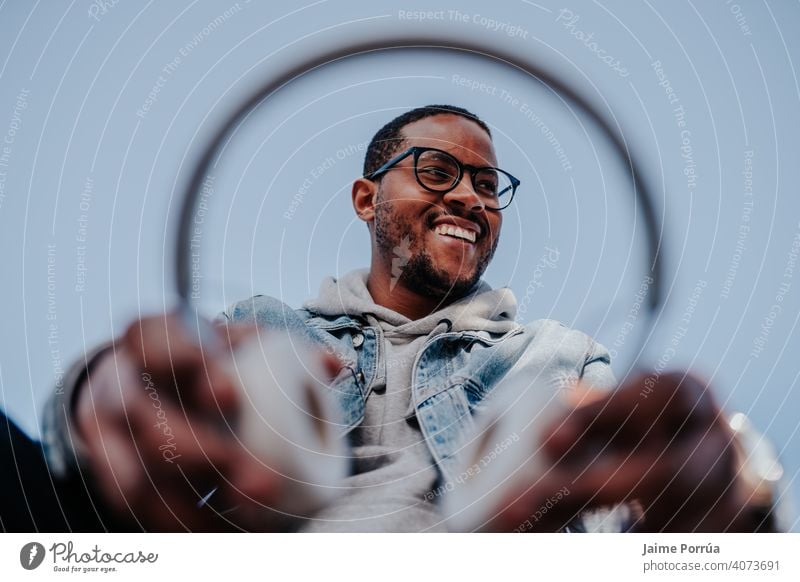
[364,146,521,211]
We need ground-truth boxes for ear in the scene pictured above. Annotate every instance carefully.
[352,177,377,223]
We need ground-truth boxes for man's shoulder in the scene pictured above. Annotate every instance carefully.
[520,318,592,340]
[517,318,609,363]
[512,319,615,389]
[220,295,312,329]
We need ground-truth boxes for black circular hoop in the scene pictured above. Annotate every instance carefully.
[175,35,664,322]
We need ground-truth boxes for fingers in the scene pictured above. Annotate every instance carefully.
[121,313,201,380]
[212,320,259,350]
[80,313,340,530]
[119,313,254,421]
[320,351,345,382]
[545,372,724,462]
[636,428,739,532]
[79,345,243,528]
[492,415,738,532]
[490,371,742,532]
[88,401,240,530]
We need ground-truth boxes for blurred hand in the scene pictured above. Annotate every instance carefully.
[489,372,761,532]
[74,312,339,531]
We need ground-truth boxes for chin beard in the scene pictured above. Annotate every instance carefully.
[374,201,497,301]
[401,250,484,300]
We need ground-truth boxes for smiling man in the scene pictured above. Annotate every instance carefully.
[356,108,507,318]
[40,105,769,533]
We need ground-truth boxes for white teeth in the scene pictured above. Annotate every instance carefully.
[434,224,477,243]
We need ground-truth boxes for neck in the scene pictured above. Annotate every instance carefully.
[366,261,457,320]
[365,272,441,320]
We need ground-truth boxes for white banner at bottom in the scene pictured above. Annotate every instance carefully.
[1,533,798,581]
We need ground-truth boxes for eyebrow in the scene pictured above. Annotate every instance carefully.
[425,151,451,161]
[421,148,497,167]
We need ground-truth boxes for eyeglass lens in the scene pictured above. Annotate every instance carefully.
[414,150,513,208]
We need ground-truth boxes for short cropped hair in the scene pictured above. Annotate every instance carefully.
[362,104,492,177]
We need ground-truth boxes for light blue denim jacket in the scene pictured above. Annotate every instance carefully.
[220,294,616,485]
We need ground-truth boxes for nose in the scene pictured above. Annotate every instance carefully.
[441,174,485,213]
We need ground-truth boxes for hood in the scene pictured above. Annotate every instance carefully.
[302,269,520,337]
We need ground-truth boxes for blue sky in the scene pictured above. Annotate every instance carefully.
[1,0,798,528]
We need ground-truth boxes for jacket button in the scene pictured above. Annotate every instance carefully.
[356,371,365,383]
[352,333,364,348]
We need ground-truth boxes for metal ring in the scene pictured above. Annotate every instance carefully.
[175,34,663,320]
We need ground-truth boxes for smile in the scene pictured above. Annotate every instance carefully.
[433,224,477,243]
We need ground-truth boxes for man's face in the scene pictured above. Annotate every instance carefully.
[371,114,502,300]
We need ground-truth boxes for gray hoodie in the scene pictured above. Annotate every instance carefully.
[297,270,519,532]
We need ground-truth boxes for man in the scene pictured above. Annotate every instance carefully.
[40,105,772,532]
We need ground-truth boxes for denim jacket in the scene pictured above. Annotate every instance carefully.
[220,294,616,485]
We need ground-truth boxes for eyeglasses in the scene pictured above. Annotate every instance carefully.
[364,146,520,211]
